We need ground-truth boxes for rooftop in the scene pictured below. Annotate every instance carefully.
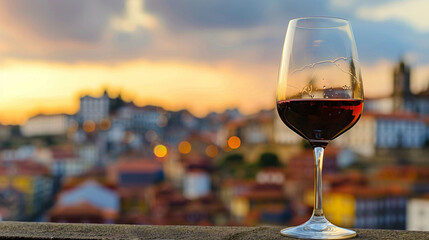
[0,222,427,239]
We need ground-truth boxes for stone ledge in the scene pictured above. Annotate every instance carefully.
[0,222,427,239]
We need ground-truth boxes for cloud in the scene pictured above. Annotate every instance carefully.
[0,0,122,43]
[111,0,159,32]
[0,0,124,60]
[3,0,429,123]
[1,1,429,71]
[146,0,268,30]
[146,0,332,31]
[328,0,429,65]
[357,0,429,32]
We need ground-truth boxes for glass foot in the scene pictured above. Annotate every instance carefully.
[280,215,356,239]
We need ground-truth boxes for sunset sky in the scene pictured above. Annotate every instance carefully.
[1,0,429,124]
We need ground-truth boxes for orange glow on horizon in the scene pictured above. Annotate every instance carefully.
[0,58,401,125]
[0,58,277,125]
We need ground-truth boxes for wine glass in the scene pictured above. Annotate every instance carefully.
[277,17,363,239]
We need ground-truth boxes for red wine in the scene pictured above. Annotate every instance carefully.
[277,99,363,147]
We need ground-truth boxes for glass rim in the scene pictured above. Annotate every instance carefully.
[290,16,349,29]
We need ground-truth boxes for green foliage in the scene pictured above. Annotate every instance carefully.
[223,153,244,167]
[302,140,312,149]
[218,153,246,178]
[218,152,283,180]
[257,152,282,168]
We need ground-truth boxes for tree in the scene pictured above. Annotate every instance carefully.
[257,152,282,168]
[218,153,245,178]
[221,153,244,169]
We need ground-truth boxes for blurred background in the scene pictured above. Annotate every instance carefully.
[0,0,429,231]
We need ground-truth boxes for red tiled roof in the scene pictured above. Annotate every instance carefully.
[112,159,162,172]
[49,202,102,217]
[239,190,285,200]
[328,185,409,198]
[373,165,429,181]
[118,187,146,198]
[51,145,77,160]
[0,160,49,175]
[363,112,421,121]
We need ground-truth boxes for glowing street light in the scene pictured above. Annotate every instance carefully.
[178,141,191,154]
[205,144,218,158]
[83,120,96,133]
[227,136,241,149]
[154,144,167,158]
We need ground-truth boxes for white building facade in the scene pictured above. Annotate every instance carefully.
[407,198,429,231]
[79,92,110,123]
[21,114,69,137]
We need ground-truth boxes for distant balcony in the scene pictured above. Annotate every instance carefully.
[0,222,427,239]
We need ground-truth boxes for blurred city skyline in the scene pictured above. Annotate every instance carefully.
[1,1,429,229]
[2,0,429,124]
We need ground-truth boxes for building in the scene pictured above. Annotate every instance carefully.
[305,185,407,230]
[287,149,339,181]
[182,154,213,200]
[78,144,100,171]
[414,91,429,115]
[0,187,25,220]
[0,124,11,141]
[78,91,110,123]
[366,60,429,116]
[239,110,274,144]
[183,170,211,200]
[371,166,429,195]
[256,168,286,186]
[20,114,70,137]
[107,158,164,187]
[333,114,377,156]
[1,145,36,162]
[115,105,164,136]
[0,160,53,219]
[49,202,106,223]
[364,97,394,114]
[393,60,412,112]
[50,180,119,223]
[51,146,84,177]
[220,177,288,225]
[144,183,227,226]
[374,113,426,148]
[354,188,407,230]
[407,197,429,231]
[334,111,427,150]
[273,114,301,145]
[117,186,148,219]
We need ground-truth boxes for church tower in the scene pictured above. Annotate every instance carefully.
[392,60,412,112]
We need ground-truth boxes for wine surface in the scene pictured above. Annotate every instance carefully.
[277,99,363,147]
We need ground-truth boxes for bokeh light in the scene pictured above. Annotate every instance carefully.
[154,144,167,158]
[145,130,158,142]
[227,136,241,149]
[99,118,111,131]
[178,141,191,154]
[68,120,78,133]
[156,115,168,127]
[205,144,218,158]
[82,120,96,133]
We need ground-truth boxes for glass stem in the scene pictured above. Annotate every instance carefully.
[313,146,325,217]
